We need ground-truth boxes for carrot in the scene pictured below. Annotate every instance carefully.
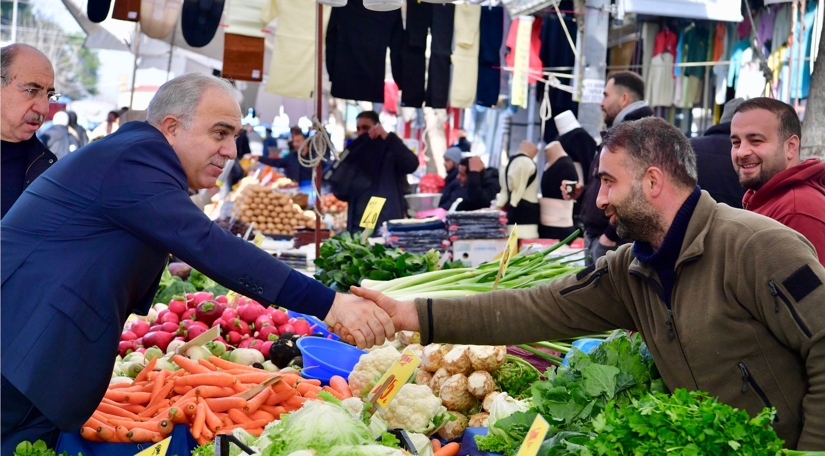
[115,425,131,442]
[284,395,310,407]
[227,408,252,424]
[245,427,265,437]
[97,402,140,420]
[196,434,211,446]
[106,419,161,431]
[281,374,302,387]
[235,419,269,430]
[296,382,323,396]
[97,425,119,443]
[281,404,302,413]
[234,372,274,384]
[244,388,272,414]
[195,386,236,398]
[297,378,322,387]
[181,400,199,417]
[191,401,207,439]
[248,410,275,422]
[322,386,345,401]
[205,397,247,413]
[175,372,237,387]
[434,442,460,456]
[108,382,136,390]
[208,356,261,372]
[139,399,169,419]
[169,407,188,424]
[158,419,174,435]
[80,426,103,442]
[232,382,253,394]
[104,390,152,404]
[431,439,442,452]
[259,405,285,418]
[329,376,353,399]
[148,382,175,408]
[303,391,318,400]
[128,427,160,443]
[174,386,194,395]
[199,358,218,371]
[173,355,212,374]
[150,370,168,401]
[120,404,146,414]
[202,399,223,432]
[217,412,233,428]
[83,416,106,430]
[133,357,158,383]
[269,388,298,405]
[271,380,293,393]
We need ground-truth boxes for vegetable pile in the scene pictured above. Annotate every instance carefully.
[233,183,316,235]
[154,266,229,306]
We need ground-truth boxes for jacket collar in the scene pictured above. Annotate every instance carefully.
[703,122,731,137]
[611,100,650,127]
[629,190,717,277]
[23,134,57,170]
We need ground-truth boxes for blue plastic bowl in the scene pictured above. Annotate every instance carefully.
[299,366,336,385]
[561,338,605,366]
[287,310,340,341]
[297,337,366,378]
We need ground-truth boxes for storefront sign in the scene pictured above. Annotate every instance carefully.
[368,346,421,410]
[580,79,605,104]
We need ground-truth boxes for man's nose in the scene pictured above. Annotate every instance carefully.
[224,141,237,160]
[33,96,49,117]
[596,183,609,210]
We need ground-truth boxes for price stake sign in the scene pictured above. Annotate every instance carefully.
[515,414,549,456]
[368,346,421,410]
[133,436,171,456]
[359,196,386,243]
[253,233,265,248]
[493,224,519,290]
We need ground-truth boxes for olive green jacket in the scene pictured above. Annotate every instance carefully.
[415,191,825,449]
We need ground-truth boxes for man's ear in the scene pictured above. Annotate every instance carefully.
[158,115,181,147]
[645,166,666,198]
[785,134,800,162]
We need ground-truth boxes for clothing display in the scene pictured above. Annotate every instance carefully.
[449,4,481,109]
[326,0,403,103]
[646,28,677,108]
[773,3,792,53]
[785,0,817,100]
[476,6,504,107]
[758,5,778,50]
[505,16,544,84]
[538,14,579,142]
[641,22,660,81]
[401,1,455,108]
[735,47,768,99]
[262,0,331,99]
[539,155,577,240]
[225,0,267,38]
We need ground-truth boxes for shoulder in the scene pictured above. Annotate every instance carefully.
[713,204,814,253]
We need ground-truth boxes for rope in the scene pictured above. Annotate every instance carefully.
[539,83,553,140]
[297,116,338,217]
[552,0,578,60]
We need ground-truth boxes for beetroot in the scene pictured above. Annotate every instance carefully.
[261,341,275,359]
[215,295,228,304]
[187,325,209,341]
[196,300,225,326]
[221,308,238,323]
[130,320,150,338]
[226,331,243,345]
[160,312,180,325]
[168,299,187,316]
[278,323,295,335]
[254,315,274,330]
[119,340,136,357]
[271,310,289,326]
[259,326,279,341]
[292,319,311,336]
[238,303,265,323]
[191,291,213,307]
[121,330,137,341]
[143,331,175,352]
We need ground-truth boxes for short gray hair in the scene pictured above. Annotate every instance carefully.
[602,117,698,190]
[146,73,237,128]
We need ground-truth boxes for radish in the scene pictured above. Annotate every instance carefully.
[215,295,228,304]
[185,293,196,307]
[136,337,144,347]
[237,297,248,306]
[130,320,150,338]
[157,309,170,322]
[191,291,213,307]
[221,308,238,323]
[261,341,275,359]
[238,303,265,323]
[278,323,295,335]
[292,319,311,336]
[259,326,279,341]
[160,312,180,325]
[168,299,186,316]
[239,338,253,349]
[121,330,137,341]
[149,324,164,333]
[160,322,179,333]
[136,347,146,354]
[247,339,266,356]
[184,320,209,333]
[271,310,289,326]
[181,308,196,321]
[174,336,186,341]
[254,315,274,330]
[143,331,174,352]
[119,340,136,357]
[226,331,243,345]
[231,318,253,338]
[187,325,209,341]
[196,300,225,326]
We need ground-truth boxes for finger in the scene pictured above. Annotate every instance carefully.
[366,314,385,347]
[346,334,356,346]
[351,329,367,350]
[351,286,383,302]
[374,307,396,342]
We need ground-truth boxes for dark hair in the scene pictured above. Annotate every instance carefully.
[356,110,380,125]
[734,97,801,142]
[607,71,645,102]
[108,110,120,119]
[290,126,302,134]
[459,157,484,178]
[602,117,697,190]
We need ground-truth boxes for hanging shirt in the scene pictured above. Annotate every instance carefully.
[505,16,544,84]
[758,5,778,49]
[683,24,709,79]
[449,4,482,109]
[673,27,685,78]
[712,22,726,61]
[226,0,267,38]
[772,4,792,53]
[786,0,817,99]
[476,6,504,108]
[727,39,750,88]
[652,28,678,57]
[737,15,751,40]
[735,47,768,99]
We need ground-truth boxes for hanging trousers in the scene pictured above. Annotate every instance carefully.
[401,2,455,108]
[476,6,505,107]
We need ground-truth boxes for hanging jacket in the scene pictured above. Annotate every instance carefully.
[743,159,825,267]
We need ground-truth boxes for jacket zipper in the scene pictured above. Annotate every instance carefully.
[25,152,45,177]
[737,362,778,421]
[769,280,812,337]
[629,270,674,339]
[560,267,607,295]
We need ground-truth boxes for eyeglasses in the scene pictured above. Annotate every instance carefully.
[1,76,61,103]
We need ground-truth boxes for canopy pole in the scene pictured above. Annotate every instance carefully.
[129,22,142,110]
[315,3,324,259]
[166,18,178,82]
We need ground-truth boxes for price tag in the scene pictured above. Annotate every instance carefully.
[515,414,549,456]
[493,225,519,290]
[368,346,421,410]
[253,233,265,248]
[359,197,387,229]
[133,436,171,456]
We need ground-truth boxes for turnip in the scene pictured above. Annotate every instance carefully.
[119,340,136,357]
[228,348,265,366]
[258,326,279,341]
[121,362,144,378]
[226,331,243,345]
[155,358,179,371]
[196,300,225,326]
[187,324,209,341]
[166,339,186,354]
[143,331,175,352]
[191,291,213,307]
[221,308,238,323]
[215,295,228,304]
[168,299,187,317]
[144,308,158,324]
[271,309,289,326]
[278,323,295,335]
[121,330,137,341]
[214,336,230,350]
[238,303,265,324]
[130,320,150,338]
[262,360,278,372]
[123,352,145,364]
[160,312,180,325]
[144,347,163,362]
[181,308,196,321]
[254,315,274,330]
[205,341,226,357]
[110,377,133,385]
[292,319,311,336]
[153,303,168,313]
[185,346,211,361]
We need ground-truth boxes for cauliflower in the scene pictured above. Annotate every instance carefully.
[341,397,365,419]
[379,384,448,435]
[348,346,401,398]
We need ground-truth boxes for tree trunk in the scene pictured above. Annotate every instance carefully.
[800,20,825,159]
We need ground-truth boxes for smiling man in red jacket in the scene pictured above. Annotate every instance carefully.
[731,97,825,266]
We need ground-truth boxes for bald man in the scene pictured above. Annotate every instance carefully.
[1,43,59,219]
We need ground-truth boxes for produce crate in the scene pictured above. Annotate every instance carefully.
[55,422,198,456]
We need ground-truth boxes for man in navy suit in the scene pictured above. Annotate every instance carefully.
[0,73,395,451]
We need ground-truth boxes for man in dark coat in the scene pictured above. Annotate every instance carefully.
[438,146,466,210]
[690,98,746,208]
[342,111,419,233]
[0,74,396,454]
[456,156,500,211]
[0,43,58,219]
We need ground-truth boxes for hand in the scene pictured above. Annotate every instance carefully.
[323,292,396,349]
[369,125,389,140]
[560,180,583,200]
[598,234,616,247]
[332,287,419,344]
[468,156,485,173]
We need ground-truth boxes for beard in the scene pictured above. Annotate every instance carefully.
[610,181,665,243]
[736,150,786,191]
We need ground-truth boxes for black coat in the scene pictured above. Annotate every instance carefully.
[457,168,500,212]
[1,135,57,219]
[691,123,745,208]
[439,168,466,210]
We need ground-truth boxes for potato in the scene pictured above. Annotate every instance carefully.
[482,391,501,412]
[421,344,444,372]
[468,412,489,428]
[437,412,468,440]
[415,369,433,387]
[468,345,507,372]
[443,345,473,375]
[467,370,495,399]
[430,368,451,394]
[439,374,476,412]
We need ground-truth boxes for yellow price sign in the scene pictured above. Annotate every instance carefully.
[515,414,549,456]
[359,197,387,229]
[493,225,519,290]
[253,233,265,248]
[133,436,171,456]
[368,346,421,410]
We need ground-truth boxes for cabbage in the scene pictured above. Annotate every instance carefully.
[487,393,529,439]
[325,445,407,456]
[407,433,435,456]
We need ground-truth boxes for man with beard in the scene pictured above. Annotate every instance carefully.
[343,117,825,450]
[731,97,825,267]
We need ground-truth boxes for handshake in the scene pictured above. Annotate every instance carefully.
[322,286,419,349]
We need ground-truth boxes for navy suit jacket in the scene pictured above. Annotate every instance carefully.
[1,122,333,431]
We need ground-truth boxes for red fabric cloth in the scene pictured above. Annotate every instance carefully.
[652,28,678,57]
[743,159,825,266]
[384,80,399,115]
[505,17,544,84]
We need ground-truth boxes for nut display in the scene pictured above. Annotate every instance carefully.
[233,184,316,235]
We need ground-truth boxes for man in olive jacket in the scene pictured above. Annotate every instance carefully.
[345,117,825,449]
